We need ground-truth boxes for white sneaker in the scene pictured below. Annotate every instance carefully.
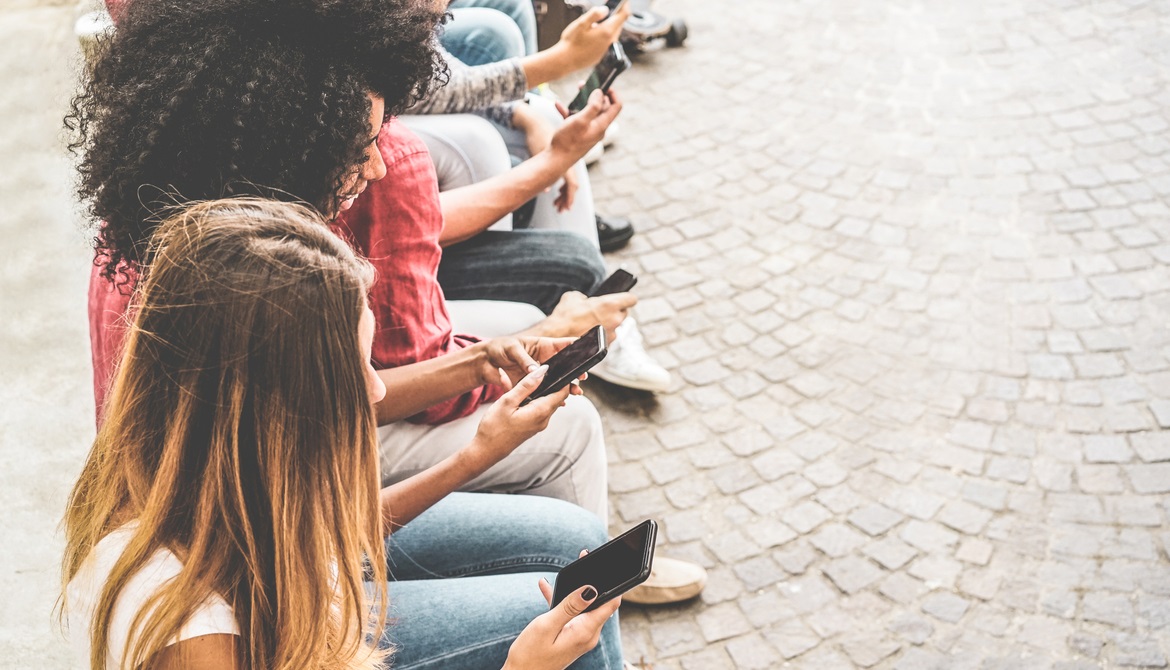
[584,140,604,166]
[591,317,672,392]
[623,557,707,605]
[603,119,620,147]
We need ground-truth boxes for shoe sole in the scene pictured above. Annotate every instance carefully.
[598,226,635,253]
[622,575,707,605]
[590,368,670,393]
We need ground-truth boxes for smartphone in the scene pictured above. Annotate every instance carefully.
[520,325,607,406]
[552,519,658,612]
[603,0,629,18]
[568,42,631,113]
[591,269,638,297]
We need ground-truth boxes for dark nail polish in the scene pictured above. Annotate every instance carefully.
[582,587,597,601]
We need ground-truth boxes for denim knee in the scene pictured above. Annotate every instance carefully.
[443,7,526,65]
[537,231,607,295]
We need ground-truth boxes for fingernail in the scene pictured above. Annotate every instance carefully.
[582,586,597,601]
[527,363,539,372]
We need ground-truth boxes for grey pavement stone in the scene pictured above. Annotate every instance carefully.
[1131,431,1170,463]
[937,501,995,535]
[881,573,929,605]
[901,521,960,553]
[922,592,972,623]
[822,556,885,595]
[809,523,868,558]
[782,500,833,534]
[695,602,753,644]
[1125,464,1170,494]
[848,503,906,536]
[1082,592,1136,629]
[864,537,919,571]
[955,538,994,566]
[762,619,821,659]
[1113,636,1169,668]
[1067,632,1104,658]
[840,634,902,668]
[724,633,780,669]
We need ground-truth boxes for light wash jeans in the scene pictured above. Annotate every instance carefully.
[380,492,622,669]
[446,0,538,58]
[406,2,605,313]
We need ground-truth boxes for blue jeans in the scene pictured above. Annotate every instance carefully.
[379,492,623,669]
[446,0,538,60]
[438,229,605,314]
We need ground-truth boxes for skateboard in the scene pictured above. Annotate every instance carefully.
[618,0,688,53]
[532,0,687,54]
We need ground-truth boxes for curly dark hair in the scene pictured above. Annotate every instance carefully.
[68,0,449,280]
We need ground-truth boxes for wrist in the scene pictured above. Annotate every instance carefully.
[536,144,578,180]
[544,42,577,79]
[468,341,494,386]
[511,103,534,131]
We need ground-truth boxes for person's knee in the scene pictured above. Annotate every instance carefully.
[526,96,566,129]
[444,7,526,64]
[557,394,604,441]
[403,114,511,188]
[537,231,607,292]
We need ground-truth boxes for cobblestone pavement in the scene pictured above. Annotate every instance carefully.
[3,0,1170,668]
[587,0,1170,667]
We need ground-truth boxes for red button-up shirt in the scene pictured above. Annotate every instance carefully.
[88,120,502,425]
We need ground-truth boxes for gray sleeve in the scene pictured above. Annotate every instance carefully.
[408,47,529,116]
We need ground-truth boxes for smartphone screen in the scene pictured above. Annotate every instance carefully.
[522,326,607,405]
[568,43,631,113]
[591,269,637,297]
[552,520,657,611]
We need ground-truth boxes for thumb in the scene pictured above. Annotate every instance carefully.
[584,5,609,23]
[503,365,548,406]
[549,585,598,626]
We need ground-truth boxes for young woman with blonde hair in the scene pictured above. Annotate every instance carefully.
[61,198,623,669]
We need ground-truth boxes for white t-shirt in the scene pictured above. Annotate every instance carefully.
[67,523,240,670]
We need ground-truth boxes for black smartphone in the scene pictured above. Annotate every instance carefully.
[603,0,629,19]
[591,269,638,297]
[552,519,658,612]
[520,325,607,406]
[568,42,631,113]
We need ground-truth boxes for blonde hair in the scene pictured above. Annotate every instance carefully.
[61,198,387,669]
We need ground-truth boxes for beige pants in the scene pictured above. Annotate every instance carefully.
[377,394,609,521]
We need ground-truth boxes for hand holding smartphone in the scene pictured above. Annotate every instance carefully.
[602,0,629,19]
[551,519,658,612]
[568,42,632,114]
[591,269,637,297]
[519,326,608,406]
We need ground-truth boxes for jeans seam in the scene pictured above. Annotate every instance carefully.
[443,554,572,577]
[394,631,518,670]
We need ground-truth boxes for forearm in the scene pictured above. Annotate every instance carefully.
[380,440,493,532]
[516,316,576,338]
[409,52,529,115]
[438,150,576,245]
[374,345,487,424]
[519,44,577,89]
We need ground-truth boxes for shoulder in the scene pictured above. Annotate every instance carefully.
[377,119,433,167]
[67,525,239,668]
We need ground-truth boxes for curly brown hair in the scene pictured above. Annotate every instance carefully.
[67,0,449,280]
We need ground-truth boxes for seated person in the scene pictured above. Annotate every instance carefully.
[61,197,623,670]
[79,0,704,603]
[404,1,670,391]
[426,0,634,250]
